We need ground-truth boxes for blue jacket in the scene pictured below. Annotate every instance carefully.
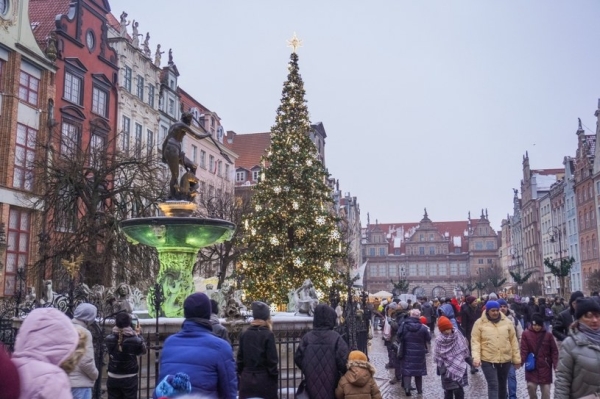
[400,317,431,376]
[155,319,237,399]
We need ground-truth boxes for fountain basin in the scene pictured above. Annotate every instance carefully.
[120,217,235,250]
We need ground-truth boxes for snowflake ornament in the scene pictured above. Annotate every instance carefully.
[316,216,326,225]
[324,261,331,270]
[270,236,280,245]
[292,201,299,210]
[306,159,313,167]
[251,228,256,236]
[326,278,333,287]
[274,186,282,194]
[330,230,341,240]
[255,204,262,211]
[294,257,302,266]
[292,144,300,153]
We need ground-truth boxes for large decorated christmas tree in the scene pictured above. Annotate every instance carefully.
[239,36,345,305]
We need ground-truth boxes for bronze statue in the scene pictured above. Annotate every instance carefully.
[161,112,209,201]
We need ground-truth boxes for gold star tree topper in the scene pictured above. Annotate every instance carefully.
[287,32,303,53]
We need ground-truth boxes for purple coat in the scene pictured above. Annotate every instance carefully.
[400,317,431,377]
[12,308,78,399]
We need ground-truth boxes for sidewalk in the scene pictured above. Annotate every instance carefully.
[368,328,554,399]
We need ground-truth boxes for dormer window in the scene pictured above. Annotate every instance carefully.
[236,170,246,182]
[252,170,260,181]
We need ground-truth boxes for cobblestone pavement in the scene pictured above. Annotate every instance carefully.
[368,329,555,399]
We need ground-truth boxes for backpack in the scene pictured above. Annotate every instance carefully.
[544,307,553,318]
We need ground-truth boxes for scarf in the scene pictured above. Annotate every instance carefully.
[434,331,469,382]
[251,319,272,330]
[579,322,600,347]
[486,312,501,324]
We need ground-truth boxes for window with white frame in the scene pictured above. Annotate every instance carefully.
[200,150,206,169]
[134,123,142,158]
[4,209,31,295]
[148,84,155,107]
[60,121,80,158]
[225,164,230,181]
[92,86,108,117]
[121,116,130,155]
[236,171,246,182]
[439,264,447,275]
[252,170,260,181]
[430,264,438,276]
[136,75,144,99]
[450,264,458,275]
[409,264,416,276]
[217,161,222,176]
[13,124,37,191]
[459,263,467,275]
[19,71,39,106]
[168,99,175,116]
[146,130,154,157]
[191,145,197,164]
[64,71,82,105]
[389,264,397,276]
[124,67,132,92]
[209,155,215,172]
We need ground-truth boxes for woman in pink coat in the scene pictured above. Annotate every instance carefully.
[12,307,79,399]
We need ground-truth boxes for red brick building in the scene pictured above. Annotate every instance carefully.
[0,0,57,296]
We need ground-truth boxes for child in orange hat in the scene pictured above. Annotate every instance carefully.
[433,316,470,399]
[335,350,382,399]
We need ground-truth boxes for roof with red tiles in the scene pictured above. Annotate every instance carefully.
[106,12,121,34]
[29,0,71,45]
[368,220,472,253]
[532,168,565,176]
[229,132,272,170]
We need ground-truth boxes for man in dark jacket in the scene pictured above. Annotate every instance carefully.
[460,295,480,374]
[295,304,349,399]
[420,297,435,333]
[156,292,237,399]
[552,291,584,341]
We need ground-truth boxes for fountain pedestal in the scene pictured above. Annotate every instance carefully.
[120,202,235,317]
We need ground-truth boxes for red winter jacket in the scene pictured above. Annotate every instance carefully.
[520,327,558,384]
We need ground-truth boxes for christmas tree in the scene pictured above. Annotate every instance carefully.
[239,36,345,305]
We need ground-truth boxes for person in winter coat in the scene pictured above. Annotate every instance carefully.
[499,299,522,399]
[434,316,469,399]
[398,309,431,396]
[551,297,565,320]
[209,299,230,344]
[237,301,278,399]
[0,343,20,398]
[459,295,480,374]
[105,312,147,399]
[295,304,349,399]
[335,350,382,399]
[11,307,78,399]
[438,303,464,335]
[471,301,521,399]
[420,297,435,333]
[389,302,409,383]
[555,298,600,399]
[69,303,99,399]
[519,313,558,399]
[553,290,584,341]
[157,292,237,399]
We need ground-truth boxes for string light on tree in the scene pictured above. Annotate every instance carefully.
[238,33,345,304]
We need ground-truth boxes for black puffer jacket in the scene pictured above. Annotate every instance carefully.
[105,327,146,375]
[237,324,278,399]
[553,308,575,341]
[295,304,349,399]
[399,317,431,377]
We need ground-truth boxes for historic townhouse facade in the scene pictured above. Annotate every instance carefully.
[573,121,598,289]
[0,0,57,296]
[548,178,568,296]
[106,13,161,169]
[363,210,500,297]
[178,88,237,202]
[564,156,583,292]
[519,152,564,286]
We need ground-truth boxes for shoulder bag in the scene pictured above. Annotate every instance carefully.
[524,333,545,372]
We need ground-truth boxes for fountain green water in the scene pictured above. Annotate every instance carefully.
[120,205,235,317]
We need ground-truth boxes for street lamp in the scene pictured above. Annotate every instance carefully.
[548,226,568,297]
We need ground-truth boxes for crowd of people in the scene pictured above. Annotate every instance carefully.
[375,291,600,399]
[1,289,600,398]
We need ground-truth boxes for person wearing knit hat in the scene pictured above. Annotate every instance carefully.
[158,293,238,398]
[397,305,431,396]
[399,301,409,310]
[498,298,523,399]
[70,303,99,398]
[555,298,600,398]
[553,290,585,342]
[335,350,382,399]
[105,311,146,399]
[471,297,521,399]
[434,315,470,399]
[238,301,278,399]
[296,304,349,399]
[520,312,558,399]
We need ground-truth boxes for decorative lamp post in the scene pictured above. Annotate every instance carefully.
[548,226,568,298]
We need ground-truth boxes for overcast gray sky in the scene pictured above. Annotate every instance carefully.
[115,0,600,229]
